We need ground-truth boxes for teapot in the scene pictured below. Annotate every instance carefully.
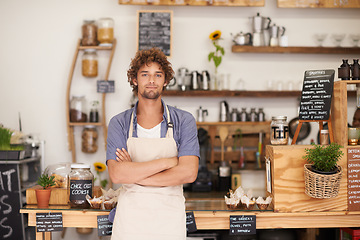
[231,32,252,46]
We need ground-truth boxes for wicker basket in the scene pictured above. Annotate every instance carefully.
[304,164,342,199]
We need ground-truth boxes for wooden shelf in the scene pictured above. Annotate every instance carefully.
[68,122,103,126]
[232,45,360,54]
[278,0,360,8]
[118,0,264,6]
[163,90,302,98]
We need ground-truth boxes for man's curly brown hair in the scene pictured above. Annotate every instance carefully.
[127,48,175,93]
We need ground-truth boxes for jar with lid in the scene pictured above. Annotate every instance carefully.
[258,108,265,122]
[250,108,258,122]
[89,100,99,122]
[270,116,289,145]
[81,20,98,46]
[231,108,238,122]
[82,49,98,77]
[320,129,329,145]
[70,95,87,122]
[68,164,94,208]
[97,18,114,44]
[82,126,98,153]
[240,108,248,122]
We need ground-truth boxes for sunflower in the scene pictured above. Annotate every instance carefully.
[94,162,106,172]
[209,30,221,40]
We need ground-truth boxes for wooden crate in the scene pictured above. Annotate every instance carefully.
[26,186,102,205]
[197,121,270,170]
[266,145,348,212]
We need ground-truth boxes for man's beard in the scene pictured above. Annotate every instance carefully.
[139,87,161,99]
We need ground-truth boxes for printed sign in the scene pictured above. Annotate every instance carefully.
[229,215,256,235]
[69,179,93,200]
[0,164,23,240]
[97,80,115,93]
[186,211,197,233]
[97,215,113,236]
[348,148,360,211]
[36,213,63,232]
[299,69,335,121]
[137,10,172,57]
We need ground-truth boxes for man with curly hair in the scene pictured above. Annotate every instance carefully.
[106,48,200,240]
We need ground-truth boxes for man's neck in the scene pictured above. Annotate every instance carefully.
[136,97,164,128]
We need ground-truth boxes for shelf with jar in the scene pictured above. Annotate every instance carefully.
[231,45,360,54]
[66,18,116,163]
[163,90,302,98]
[118,0,264,6]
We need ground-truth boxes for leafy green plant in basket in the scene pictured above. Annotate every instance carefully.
[0,126,24,150]
[302,142,344,173]
[37,173,56,189]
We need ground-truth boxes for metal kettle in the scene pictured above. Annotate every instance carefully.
[197,106,208,122]
[231,32,252,46]
[219,101,230,122]
[190,71,201,90]
[201,70,210,90]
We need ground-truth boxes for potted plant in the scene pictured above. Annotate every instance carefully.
[35,173,55,208]
[303,142,344,199]
[0,126,25,160]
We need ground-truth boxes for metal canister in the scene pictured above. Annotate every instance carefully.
[270,116,289,145]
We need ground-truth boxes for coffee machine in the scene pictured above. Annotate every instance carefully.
[249,12,271,46]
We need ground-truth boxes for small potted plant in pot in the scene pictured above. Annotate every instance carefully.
[303,142,344,199]
[35,173,55,208]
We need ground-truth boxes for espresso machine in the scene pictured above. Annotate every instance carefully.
[249,12,271,46]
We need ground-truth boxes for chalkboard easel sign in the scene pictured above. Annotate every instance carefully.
[292,69,335,144]
[97,215,113,236]
[137,10,173,57]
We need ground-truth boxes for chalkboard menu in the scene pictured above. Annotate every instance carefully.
[229,215,256,235]
[0,164,23,240]
[186,211,197,233]
[36,213,63,232]
[97,215,113,236]
[348,148,360,211]
[299,69,335,121]
[137,10,172,57]
[97,80,115,93]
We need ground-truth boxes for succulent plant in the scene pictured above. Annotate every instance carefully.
[37,174,55,189]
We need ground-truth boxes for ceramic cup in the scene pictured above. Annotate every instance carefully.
[348,127,360,145]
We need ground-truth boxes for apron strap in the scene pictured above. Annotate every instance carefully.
[129,104,174,138]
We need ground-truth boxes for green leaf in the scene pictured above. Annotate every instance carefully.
[208,52,214,62]
[213,56,222,68]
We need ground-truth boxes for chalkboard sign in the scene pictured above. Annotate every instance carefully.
[97,215,113,236]
[186,211,197,233]
[0,164,24,240]
[229,215,256,235]
[299,69,335,121]
[97,80,115,93]
[69,179,93,200]
[36,213,63,232]
[347,148,360,211]
[137,10,172,57]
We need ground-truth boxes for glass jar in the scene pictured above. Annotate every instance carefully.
[89,100,99,122]
[97,18,114,44]
[320,129,329,145]
[70,95,87,122]
[81,20,98,46]
[250,108,258,122]
[68,164,94,208]
[258,108,265,122]
[82,49,98,77]
[270,116,289,145]
[44,163,71,189]
[240,108,248,122]
[231,108,238,122]
[81,126,98,153]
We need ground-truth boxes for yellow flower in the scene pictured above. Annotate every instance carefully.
[209,30,221,40]
[94,162,106,172]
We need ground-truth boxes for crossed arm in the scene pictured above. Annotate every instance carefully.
[107,148,199,187]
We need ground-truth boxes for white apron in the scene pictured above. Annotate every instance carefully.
[111,105,186,240]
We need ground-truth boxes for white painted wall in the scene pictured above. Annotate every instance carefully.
[0,1,359,239]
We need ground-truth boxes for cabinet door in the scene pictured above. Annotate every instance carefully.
[278,0,360,8]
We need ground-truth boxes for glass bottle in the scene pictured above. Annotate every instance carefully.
[270,116,289,145]
[218,161,231,192]
[250,108,258,122]
[231,108,238,122]
[89,100,99,122]
[82,49,98,77]
[81,20,98,46]
[338,59,350,80]
[68,164,94,208]
[97,18,114,44]
[258,108,265,122]
[240,108,248,122]
[70,95,87,122]
[357,85,360,108]
[81,126,98,153]
[352,59,360,80]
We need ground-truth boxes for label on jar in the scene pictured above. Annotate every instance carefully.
[69,179,93,200]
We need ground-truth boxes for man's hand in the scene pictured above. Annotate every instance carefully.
[116,148,132,162]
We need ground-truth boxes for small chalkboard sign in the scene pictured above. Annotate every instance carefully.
[347,148,360,211]
[97,215,113,236]
[97,80,115,93]
[299,69,335,121]
[137,10,172,57]
[0,164,24,240]
[36,213,63,232]
[186,211,197,233]
[229,215,256,235]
